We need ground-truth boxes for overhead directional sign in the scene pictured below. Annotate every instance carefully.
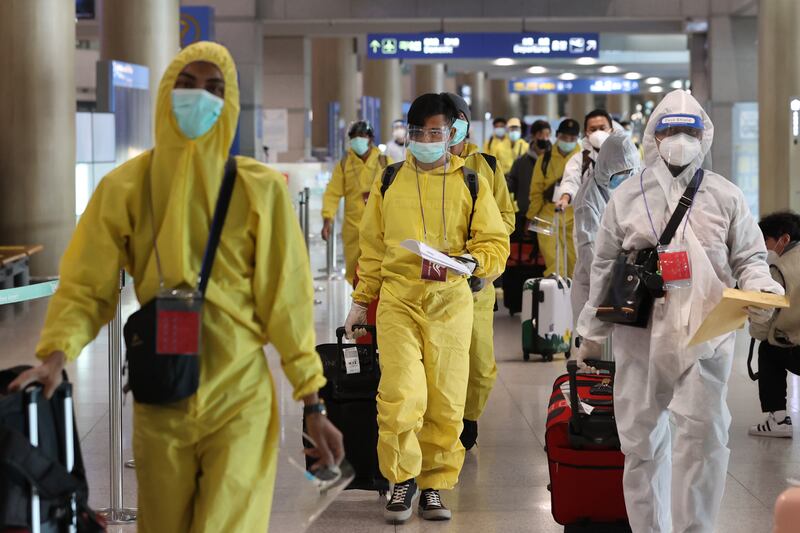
[510,77,640,94]
[367,33,599,60]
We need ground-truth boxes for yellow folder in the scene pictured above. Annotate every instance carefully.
[689,288,790,346]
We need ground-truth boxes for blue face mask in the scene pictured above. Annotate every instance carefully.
[350,137,370,156]
[609,171,632,190]
[557,140,577,153]
[494,127,507,138]
[409,141,446,164]
[450,119,468,146]
[509,130,521,142]
[172,89,224,139]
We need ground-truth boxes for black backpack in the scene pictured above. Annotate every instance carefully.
[380,161,480,236]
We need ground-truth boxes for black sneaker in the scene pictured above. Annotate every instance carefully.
[384,479,418,523]
[460,419,478,450]
[419,489,451,521]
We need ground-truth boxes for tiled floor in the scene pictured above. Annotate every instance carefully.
[2,239,798,532]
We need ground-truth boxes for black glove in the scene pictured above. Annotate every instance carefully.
[469,277,485,293]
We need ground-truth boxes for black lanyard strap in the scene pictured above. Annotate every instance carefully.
[197,157,238,295]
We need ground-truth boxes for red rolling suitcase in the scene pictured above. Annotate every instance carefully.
[545,360,630,532]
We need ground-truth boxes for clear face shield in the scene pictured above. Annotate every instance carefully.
[405,125,452,165]
[279,429,356,532]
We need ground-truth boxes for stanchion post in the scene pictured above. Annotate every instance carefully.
[303,187,311,250]
[97,271,136,524]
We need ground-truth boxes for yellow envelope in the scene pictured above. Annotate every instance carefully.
[689,288,790,346]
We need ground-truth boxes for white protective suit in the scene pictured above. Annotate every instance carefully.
[570,133,640,327]
[576,90,782,533]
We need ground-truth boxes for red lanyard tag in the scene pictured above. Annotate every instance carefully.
[156,291,203,355]
[421,258,447,282]
[657,246,692,290]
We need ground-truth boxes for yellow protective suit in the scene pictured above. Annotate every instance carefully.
[322,147,390,284]
[482,136,529,175]
[460,143,514,421]
[35,42,325,533]
[353,154,509,490]
[526,146,580,276]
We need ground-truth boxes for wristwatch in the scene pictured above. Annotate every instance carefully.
[303,400,327,417]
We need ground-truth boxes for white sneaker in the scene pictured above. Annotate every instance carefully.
[749,413,793,438]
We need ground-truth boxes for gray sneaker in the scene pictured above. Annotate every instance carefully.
[384,479,419,523]
[418,489,452,521]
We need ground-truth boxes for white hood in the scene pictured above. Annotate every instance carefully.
[642,89,714,186]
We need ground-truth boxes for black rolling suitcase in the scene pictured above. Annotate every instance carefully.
[0,366,105,533]
[304,326,388,495]
[502,236,545,315]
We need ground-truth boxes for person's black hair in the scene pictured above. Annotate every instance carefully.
[759,211,800,241]
[407,93,458,128]
[583,109,613,132]
[492,117,507,127]
[348,120,374,138]
[619,120,631,128]
[530,120,551,136]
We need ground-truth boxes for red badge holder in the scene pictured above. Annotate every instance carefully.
[657,245,692,290]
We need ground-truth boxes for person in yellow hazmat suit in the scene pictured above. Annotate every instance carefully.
[10,42,343,533]
[321,121,391,285]
[344,93,509,524]
[444,93,514,451]
[526,118,581,276]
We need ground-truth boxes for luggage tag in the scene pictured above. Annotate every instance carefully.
[343,346,361,374]
[156,288,203,355]
[421,258,447,282]
[657,245,692,290]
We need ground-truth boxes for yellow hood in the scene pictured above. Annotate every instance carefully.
[151,41,240,215]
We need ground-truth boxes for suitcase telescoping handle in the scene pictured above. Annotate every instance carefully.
[336,325,378,349]
[565,359,615,422]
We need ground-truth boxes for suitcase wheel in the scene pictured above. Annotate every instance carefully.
[523,351,530,361]
[564,349,571,359]
[542,353,554,362]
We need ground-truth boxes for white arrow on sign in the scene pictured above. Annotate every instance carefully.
[370,40,381,53]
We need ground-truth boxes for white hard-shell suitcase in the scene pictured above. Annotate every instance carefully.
[521,210,573,361]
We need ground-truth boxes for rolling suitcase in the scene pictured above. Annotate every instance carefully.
[0,367,104,533]
[305,326,388,494]
[545,359,630,532]
[521,211,573,361]
[502,237,545,316]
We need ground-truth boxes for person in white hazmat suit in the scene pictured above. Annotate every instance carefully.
[575,89,783,533]
[570,132,641,327]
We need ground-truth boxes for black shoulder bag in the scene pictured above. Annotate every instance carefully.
[124,157,237,404]
[596,169,704,328]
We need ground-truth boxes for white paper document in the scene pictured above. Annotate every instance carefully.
[399,239,473,276]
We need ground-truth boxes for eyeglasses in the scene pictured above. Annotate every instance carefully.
[407,126,450,143]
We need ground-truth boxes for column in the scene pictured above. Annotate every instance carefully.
[311,38,359,149]
[363,58,402,143]
[689,32,710,110]
[0,0,75,275]
[413,64,445,96]
[100,0,180,108]
[566,93,595,122]
[263,36,311,162]
[606,94,631,119]
[530,94,558,120]
[509,93,522,118]
[758,1,800,214]
[489,78,512,118]
[455,72,487,122]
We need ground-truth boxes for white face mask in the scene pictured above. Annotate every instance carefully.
[658,133,702,167]
[588,130,610,150]
[766,250,780,265]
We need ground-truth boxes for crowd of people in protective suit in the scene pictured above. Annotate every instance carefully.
[10,41,798,533]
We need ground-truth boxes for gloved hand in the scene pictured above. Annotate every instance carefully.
[575,339,602,373]
[746,305,775,327]
[468,276,485,293]
[344,302,368,339]
[453,254,478,275]
[555,194,571,212]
